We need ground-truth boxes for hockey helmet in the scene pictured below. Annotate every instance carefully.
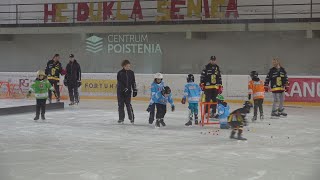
[243,101,253,109]
[154,73,163,79]
[217,94,225,101]
[187,74,194,82]
[162,86,171,95]
[37,70,46,77]
[250,71,259,78]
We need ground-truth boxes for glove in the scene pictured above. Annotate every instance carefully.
[285,82,290,92]
[63,79,68,86]
[248,94,251,100]
[146,105,152,112]
[26,91,31,98]
[200,83,205,91]
[171,105,175,112]
[181,98,186,104]
[217,85,223,94]
[77,80,82,87]
[264,86,269,92]
[133,89,138,97]
[61,69,67,75]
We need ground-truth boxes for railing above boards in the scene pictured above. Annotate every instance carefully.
[0,0,319,25]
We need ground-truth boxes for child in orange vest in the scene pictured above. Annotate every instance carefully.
[248,71,265,121]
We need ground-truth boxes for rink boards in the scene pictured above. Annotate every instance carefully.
[0,100,64,116]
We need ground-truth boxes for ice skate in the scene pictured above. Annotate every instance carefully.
[252,116,257,122]
[185,120,192,126]
[230,131,236,139]
[149,119,154,125]
[130,120,134,124]
[271,110,280,119]
[237,134,247,141]
[278,108,287,117]
[194,114,199,125]
[117,119,124,124]
[260,114,264,120]
[69,102,75,106]
[159,119,166,127]
[155,119,160,128]
[41,115,45,120]
[34,116,39,121]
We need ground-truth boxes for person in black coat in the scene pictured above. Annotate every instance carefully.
[117,60,138,124]
[65,54,81,105]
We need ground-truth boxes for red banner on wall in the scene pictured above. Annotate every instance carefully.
[285,78,320,102]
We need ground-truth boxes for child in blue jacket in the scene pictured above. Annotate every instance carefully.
[149,73,165,124]
[181,74,201,126]
[147,86,175,128]
[216,94,230,129]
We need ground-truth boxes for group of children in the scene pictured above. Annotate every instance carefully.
[27,68,280,140]
[146,71,269,140]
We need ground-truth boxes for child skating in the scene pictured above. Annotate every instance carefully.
[147,86,175,128]
[27,70,55,120]
[216,95,230,129]
[149,73,165,124]
[248,71,265,121]
[181,74,201,126]
[228,101,253,140]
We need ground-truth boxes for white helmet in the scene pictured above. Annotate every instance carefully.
[154,73,163,79]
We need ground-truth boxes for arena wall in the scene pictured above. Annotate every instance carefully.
[1,72,319,105]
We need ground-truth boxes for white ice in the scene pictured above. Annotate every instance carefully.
[0,99,319,180]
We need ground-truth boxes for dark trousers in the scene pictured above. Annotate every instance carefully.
[204,88,218,114]
[149,103,156,121]
[36,99,46,117]
[253,99,264,116]
[68,84,79,103]
[48,80,60,100]
[155,103,167,119]
[117,91,134,121]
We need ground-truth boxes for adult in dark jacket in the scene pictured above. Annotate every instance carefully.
[264,58,289,118]
[45,54,63,103]
[200,56,223,116]
[65,54,81,105]
[117,60,137,124]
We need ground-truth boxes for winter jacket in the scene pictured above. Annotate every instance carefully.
[29,78,54,99]
[65,60,81,86]
[117,69,137,93]
[149,91,174,106]
[217,102,230,119]
[248,78,265,100]
[151,81,165,97]
[45,60,63,81]
[264,67,288,93]
[183,82,201,103]
[200,63,222,89]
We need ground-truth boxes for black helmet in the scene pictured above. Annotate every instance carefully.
[162,86,171,95]
[187,74,194,82]
[250,71,258,78]
[243,101,253,109]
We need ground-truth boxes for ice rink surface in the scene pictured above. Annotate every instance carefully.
[0,99,319,180]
